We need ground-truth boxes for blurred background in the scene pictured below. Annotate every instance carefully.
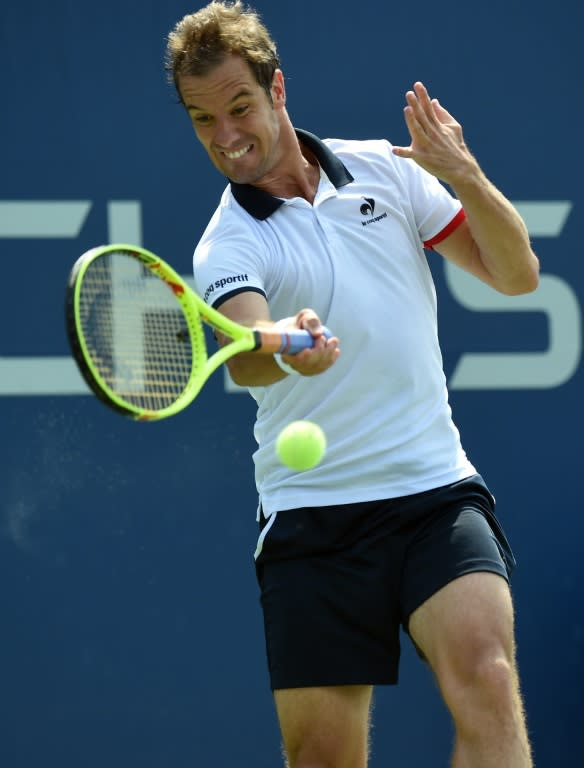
[0,0,582,765]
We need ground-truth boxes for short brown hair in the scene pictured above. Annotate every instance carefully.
[165,1,281,102]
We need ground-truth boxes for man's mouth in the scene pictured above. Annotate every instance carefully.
[223,144,252,160]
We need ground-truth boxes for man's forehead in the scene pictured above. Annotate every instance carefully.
[179,56,257,104]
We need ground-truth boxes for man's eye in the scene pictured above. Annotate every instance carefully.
[233,105,249,116]
[193,115,212,125]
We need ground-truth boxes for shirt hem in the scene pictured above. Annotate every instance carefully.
[258,465,477,517]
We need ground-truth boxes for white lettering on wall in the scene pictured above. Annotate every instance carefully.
[0,200,579,395]
[447,202,580,389]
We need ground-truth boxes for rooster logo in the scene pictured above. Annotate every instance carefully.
[360,197,375,216]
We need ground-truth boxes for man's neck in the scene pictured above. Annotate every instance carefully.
[253,120,321,203]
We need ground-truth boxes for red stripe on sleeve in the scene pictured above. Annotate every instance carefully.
[423,208,466,251]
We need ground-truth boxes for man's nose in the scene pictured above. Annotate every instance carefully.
[213,116,239,148]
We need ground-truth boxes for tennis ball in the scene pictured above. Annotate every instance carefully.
[276,420,326,471]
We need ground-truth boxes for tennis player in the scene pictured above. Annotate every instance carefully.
[165,3,539,766]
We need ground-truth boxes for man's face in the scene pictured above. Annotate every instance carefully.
[178,55,286,185]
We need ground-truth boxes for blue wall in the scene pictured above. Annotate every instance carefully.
[1,1,582,765]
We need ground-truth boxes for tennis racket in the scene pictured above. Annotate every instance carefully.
[66,243,332,421]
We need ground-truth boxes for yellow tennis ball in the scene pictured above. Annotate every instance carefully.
[276,420,326,471]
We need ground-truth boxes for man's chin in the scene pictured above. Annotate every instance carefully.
[226,169,262,185]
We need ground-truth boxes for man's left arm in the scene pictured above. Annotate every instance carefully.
[393,81,540,296]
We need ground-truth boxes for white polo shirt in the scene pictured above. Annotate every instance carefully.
[194,130,475,516]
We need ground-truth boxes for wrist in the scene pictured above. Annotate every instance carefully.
[274,353,300,376]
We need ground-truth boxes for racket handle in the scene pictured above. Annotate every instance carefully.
[278,326,333,354]
[253,326,334,355]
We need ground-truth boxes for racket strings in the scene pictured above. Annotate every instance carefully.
[77,253,205,410]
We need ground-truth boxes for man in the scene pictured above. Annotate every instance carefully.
[165,2,539,766]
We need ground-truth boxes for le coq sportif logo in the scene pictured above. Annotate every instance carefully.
[360,197,375,216]
[360,197,388,226]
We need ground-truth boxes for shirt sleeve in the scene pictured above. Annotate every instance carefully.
[392,152,464,247]
[193,204,267,309]
[422,207,466,250]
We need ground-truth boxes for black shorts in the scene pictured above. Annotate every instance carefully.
[254,474,515,690]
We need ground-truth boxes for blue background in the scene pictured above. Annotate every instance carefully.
[1,0,582,765]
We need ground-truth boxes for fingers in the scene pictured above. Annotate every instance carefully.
[406,82,432,112]
[282,338,340,376]
[403,82,438,136]
[392,81,464,173]
[295,308,325,336]
[431,97,453,122]
[392,81,435,158]
[282,309,340,376]
[404,82,457,130]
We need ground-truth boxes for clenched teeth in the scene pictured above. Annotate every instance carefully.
[224,145,251,160]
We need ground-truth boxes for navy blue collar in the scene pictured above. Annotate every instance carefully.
[230,128,354,220]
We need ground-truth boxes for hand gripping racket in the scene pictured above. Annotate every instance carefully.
[66,244,332,421]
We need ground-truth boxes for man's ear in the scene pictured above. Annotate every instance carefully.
[271,69,286,108]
